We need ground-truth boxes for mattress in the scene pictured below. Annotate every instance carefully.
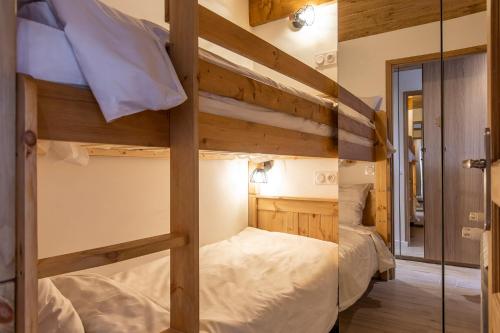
[48,228,339,333]
[338,224,395,311]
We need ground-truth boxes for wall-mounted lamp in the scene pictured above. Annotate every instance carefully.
[250,160,274,184]
[289,4,315,30]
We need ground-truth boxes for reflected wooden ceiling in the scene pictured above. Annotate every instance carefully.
[339,0,486,41]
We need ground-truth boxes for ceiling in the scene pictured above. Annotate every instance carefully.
[338,0,486,41]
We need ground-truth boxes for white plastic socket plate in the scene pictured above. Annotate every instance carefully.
[314,171,337,185]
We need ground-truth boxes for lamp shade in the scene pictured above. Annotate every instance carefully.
[250,168,268,183]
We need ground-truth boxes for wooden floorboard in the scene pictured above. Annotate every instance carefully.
[340,260,480,333]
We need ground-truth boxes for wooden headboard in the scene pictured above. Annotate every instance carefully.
[249,196,339,242]
[248,194,377,243]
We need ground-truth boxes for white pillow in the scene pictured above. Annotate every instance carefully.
[51,274,170,333]
[48,0,186,122]
[17,18,88,86]
[38,279,85,333]
[339,184,372,226]
[360,96,383,111]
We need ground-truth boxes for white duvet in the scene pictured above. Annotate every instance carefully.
[339,225,395,311]
[50,228,338,333]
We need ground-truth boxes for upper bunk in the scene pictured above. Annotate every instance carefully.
[17,2,380,161]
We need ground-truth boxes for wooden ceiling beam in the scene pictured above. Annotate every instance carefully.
[339,0,486,42]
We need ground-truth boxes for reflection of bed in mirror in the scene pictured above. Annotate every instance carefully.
[339,187,395,311]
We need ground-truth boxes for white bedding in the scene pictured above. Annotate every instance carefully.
[339,225,395,311]
[48,228,338,333]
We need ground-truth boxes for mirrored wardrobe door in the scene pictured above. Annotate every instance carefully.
[337,0,443,331]
[442,2,487,332]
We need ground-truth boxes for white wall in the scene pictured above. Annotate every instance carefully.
[252,2,338,92]
[338,161,374,186]
[258,159,337,198]
[38,155,248,274]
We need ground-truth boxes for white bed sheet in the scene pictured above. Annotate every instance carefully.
[339,225,395,311]
[50,228,338,333]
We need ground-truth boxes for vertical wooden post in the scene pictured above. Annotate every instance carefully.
[375,111,393,280]
[0,0,17,331]
[16,76,39,333]
[168,1,199,332]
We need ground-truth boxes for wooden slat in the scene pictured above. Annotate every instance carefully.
[493,162,500,214]
[16,75,38,333]
[257,197,336,215]
[38,233,187,278]
[36,79,170,147]
[339,140,375,161]
[199,59,336,126]
[199,112,337,158]
[198,6,338,98]
[490,3,500,322]
[339,86,375,121]
[339,0,486,41]
[0,0,16,284]
[168,0,200,332]
[374,111,390,246]
[338,113,375,140]
[254,197,338,243]
[248,0,332,27]
[387,45,487,70]
[35,80,336,158]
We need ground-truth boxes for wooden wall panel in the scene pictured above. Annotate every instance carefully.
[254,197,339,242]
[489,7,500,329]
[339,0,486,41]
[422,53,486,266]
[0,0,16,284]
[443,54,486,266]
[249,0,333,27]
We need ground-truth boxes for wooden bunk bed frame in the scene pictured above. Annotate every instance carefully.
[15,2,390,332]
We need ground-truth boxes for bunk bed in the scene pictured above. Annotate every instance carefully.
[15,1,391,332]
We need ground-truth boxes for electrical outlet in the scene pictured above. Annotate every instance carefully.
[364,165,375,176]
[314,51,337,69]
[314,171,337,185]
[468,212,484,223]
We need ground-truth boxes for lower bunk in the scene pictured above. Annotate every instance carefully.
[34,189,393,333]
[39,228,338,333]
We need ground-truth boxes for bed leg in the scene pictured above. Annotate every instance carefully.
[16,75,39,333]
[168,0,200,332]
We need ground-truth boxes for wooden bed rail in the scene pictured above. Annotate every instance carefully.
[37,233,187,279]
[166,4,338,98]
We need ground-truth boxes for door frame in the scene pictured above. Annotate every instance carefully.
[487,0,500,331]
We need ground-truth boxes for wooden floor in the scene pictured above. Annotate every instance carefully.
[340,260,481,333]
